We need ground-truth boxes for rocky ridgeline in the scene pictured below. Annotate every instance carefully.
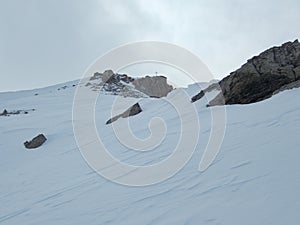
[192,40,300,105]
[24,134,47,149]
[86,70,173,98]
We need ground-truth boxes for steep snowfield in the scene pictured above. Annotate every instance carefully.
[0,81,300,225]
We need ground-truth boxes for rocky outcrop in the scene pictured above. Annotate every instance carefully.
[273,79,300,95]
[91,70,135,85]
[86,70,173,98]
[86,70,145,98]
[191,83,221,103]
[0,109,35,116]
[192,40,300,106]
[1,109,8,116]
[24,134,47,149]
[133,76,173,98]
[106,103,142,124]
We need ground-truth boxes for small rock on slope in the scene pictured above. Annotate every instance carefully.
[24,134,47,149]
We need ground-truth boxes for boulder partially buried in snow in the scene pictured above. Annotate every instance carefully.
[0,109,8,116]
[106,103,142,124]
[0,109,35,116]
[24,134,47,149]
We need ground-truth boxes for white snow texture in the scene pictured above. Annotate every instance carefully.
[0,80,300,225]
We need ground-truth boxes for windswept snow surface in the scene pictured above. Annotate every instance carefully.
[0,81,300,225]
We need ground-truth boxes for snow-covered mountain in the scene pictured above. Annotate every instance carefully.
[0,78,300,225]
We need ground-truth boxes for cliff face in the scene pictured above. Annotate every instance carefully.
[133,76,173,98]
[192,40,300,105]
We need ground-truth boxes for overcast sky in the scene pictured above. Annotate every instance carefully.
[0,0,299,91]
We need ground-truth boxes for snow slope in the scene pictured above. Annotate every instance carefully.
[0,81,300,225]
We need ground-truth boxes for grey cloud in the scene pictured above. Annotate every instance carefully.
[0,0,299,91]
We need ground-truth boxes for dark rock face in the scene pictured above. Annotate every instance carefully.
[1,109,8,116]
[221,40,300,105]
[192,40,300,105]
[133,76,173,98]
[24,134,47,149]
[106,103,142,124]
[191,83,221,103]
[273,79,300,95]
[191,90,204,103]
[99,70,135,84]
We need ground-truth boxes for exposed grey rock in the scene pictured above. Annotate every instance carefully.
[273,79,300,95]
[294,66,300,80]
[191,91,204,103]
[102,70,115,83]
[0,109,35,116]
[87,70,146,98]
[87,70,173,98]
[24,134,47,149]
[90,70,134,86]
[133,76,173,98]
[192,40,300,105]
[207,92,225,106]
[191,83,221,103]
[106,103,142,124]
[2,109,8,116]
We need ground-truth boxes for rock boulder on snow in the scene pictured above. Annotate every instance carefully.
[106,103,142,124]
[0,109,8,116]
[24,134,47,149]
[0,109,35,116]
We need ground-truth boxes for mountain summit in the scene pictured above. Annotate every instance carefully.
[85,70,173,98]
